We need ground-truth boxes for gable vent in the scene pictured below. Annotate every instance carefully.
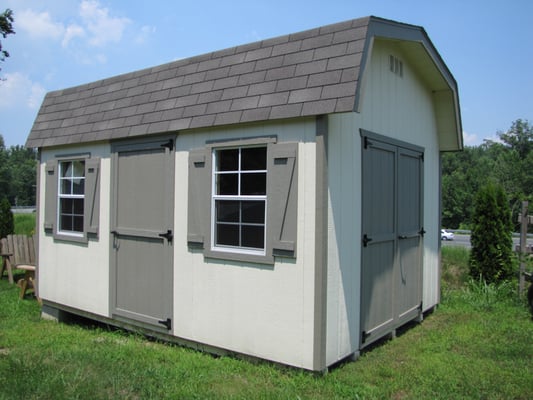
[389,55,403,77]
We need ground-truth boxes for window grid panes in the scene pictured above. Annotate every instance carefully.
[58,160,85,234]
[213,147,267,251]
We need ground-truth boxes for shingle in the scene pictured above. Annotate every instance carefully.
[265,65,296,81]
[214,111,242,126]
[245,46,272,62]
[198,89,223,104]
[241,107,271,123]
[190,114,216,129]
[270,103,302,119]
[308,70,342,87]
[154,98,177,111]
[206,100,232,114]
[301,99,337,116]
[327,53,362,70]
[213,76,239,90]
[148,120,171,134]
[259,92,289,107]
[321,82,357,99]
[282,49,314,66]
[135,100,156,113]
[332,27,368,44]
[183,71,207,85]
[205,66,230,80]
[335,96,356,112]
[169,85,192,98]
[169,118,192,131]
[190,80,215,94]
[221,86,248,100]
[161,108,184,121]
[295,60,327,76]
[314,43,348,60]
[182,104,207,118]
[220,53,246,67]
[197,58,221,72]
[272,41,302,57]
[255,55,284,71]
[301,33,333,51]
[289,28,320,41]
[142,111,163,124]
[230,96,260,111]
[288,87,323,104]
[238,70,266,86]
[248,81,277,96]
[174,94,199,108]
[229,61,256,76]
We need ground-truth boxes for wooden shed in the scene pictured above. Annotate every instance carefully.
[27,16,462,371]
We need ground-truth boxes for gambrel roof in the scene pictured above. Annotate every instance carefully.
[26,16,462,150]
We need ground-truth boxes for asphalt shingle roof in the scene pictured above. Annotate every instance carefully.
[26,16,375,148]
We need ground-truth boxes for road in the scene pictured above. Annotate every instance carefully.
[442,234,533,249]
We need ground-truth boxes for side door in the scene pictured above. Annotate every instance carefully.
[110,137,174,332]
[360,139,397,345]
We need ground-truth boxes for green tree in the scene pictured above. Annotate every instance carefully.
[469,182,514,283]
[0,196,14,238]
[0,8,15,74]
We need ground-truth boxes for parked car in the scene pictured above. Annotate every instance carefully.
[441,229,454,241]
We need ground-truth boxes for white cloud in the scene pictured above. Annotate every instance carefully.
[463,131,478,146]
[17,9,65,40]
[0,72,46,110]
[62,24,86,48]
[135,25,156,45]
[79,0,131,47]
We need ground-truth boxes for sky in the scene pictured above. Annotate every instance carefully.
[0,0,532,148]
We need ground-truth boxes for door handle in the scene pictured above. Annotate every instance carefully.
[158,230,173,243]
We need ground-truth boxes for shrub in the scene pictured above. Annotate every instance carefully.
[0,196,14,238]
[469,182,514,283]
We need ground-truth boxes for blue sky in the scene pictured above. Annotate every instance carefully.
[0,0,532,147]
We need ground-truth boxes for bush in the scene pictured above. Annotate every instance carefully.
[0,196,14,238]
[469,182,514,283]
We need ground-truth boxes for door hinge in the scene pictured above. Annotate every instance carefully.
[158,229,173,243]
[362,234,373,247]
[418,227,426,237]
[161,139,174,150]
[158,318,172,330]
[362,330,370,343]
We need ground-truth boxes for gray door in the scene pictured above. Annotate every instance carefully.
[361,134,423,347]
[111,138,174,331]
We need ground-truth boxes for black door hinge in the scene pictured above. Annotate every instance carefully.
[159,229,173,243]
[161,139,174,150]
[362,234,373,247]
[362,330,370,343]
[418,227,426,237]
[158,318,172,330]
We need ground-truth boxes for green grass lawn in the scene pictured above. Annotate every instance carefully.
[1,246,532,399]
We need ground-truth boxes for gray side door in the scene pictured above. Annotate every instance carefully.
[360,133,423,347]
[361,139,397,345]
[397,147,423,325]
[111,138,174,332]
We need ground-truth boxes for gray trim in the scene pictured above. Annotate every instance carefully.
[360,128,425,153]
[313,115,328,371]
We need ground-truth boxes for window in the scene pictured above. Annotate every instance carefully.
[44,156,100,242]
[188,138,298,264]
[58,160,85,235]
[213,147,267,253]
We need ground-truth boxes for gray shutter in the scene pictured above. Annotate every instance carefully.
[85,157,100,236]
[44,159,58,231]
[187,148,209,247]
[267,142,298,257]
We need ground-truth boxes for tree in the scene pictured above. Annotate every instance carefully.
[0,196,14,238]
[469,182,514,283]
[0,8,15,74]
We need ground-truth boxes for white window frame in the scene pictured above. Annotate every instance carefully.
[210,146,267,256]
[57,159,85,238]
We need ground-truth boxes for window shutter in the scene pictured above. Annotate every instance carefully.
[187,148,209,247]
[85,157,100,236]
[44,159,58,231]
[267,142,298,257]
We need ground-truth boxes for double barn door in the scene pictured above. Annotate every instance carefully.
[361,133,424,347]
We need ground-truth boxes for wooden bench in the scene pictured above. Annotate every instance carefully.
[0,234,39,301]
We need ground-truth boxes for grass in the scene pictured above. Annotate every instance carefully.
[13,213,36,236]
[0,246,532,398]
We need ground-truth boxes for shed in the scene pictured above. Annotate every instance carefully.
[27,16,462,372]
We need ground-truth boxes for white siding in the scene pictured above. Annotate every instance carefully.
[173,119,319,370]
[326,39,442,364]
[39,143,111,317]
